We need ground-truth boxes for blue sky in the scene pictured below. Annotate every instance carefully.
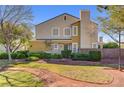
[32,5,113,42]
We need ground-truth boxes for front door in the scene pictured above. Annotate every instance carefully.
[72,43,78,52]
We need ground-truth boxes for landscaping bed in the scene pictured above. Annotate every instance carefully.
[44,59,101,66]
[0,50,101,62]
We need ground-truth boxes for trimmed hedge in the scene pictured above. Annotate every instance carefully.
[51,54,63,59]
[15,53,26,59]
[26,56,39,61]
[61,50,72,58]
[28,52,52,59]
[0,51,28,59]
[11,52,26,59]
[71,53,90,61]
[0,50,101,61]
[28,52,41,58]
[28,52,63,59]
[89,51,101,61]
[16,50,29,57]
[71,51,101,61]
[0,53,8,59]
[42,53,52,59]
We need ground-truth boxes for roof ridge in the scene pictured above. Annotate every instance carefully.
[36,13,79,26]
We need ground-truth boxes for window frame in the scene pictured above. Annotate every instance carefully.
[72,26,78,36]
[92,42,98,48]
[51,27,60,37]
[63,27,71,37]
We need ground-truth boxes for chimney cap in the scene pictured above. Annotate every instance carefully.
[80,10,90,12]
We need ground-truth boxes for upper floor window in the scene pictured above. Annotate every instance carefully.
[52,27,59,36]
[63,27,71,36]
[72,26,78,36]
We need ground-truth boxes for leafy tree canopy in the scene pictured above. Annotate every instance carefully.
[103,42,119,48]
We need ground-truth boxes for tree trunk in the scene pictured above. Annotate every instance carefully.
[7,44,12,62]
[118,31,121,71]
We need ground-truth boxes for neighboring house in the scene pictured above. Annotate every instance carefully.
[29,10,98,53]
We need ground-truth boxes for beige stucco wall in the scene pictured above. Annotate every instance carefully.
[36,14,79,40]
[29,40,49,52]
[29,39,73,52]
[31,11,98,53]
[80,10,98,48]
[71,21,80,47]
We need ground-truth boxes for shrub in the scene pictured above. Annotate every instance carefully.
[26,56,39,61]
[11,52,26,59]
[11,53,18,59]
[0,53,8,59]
[17,50,29,57]
[71,53,90,61]
[29,53,41,58]
[61,50,72,58]
[39,52,45,59]
[39,52,48,59]
[51,54,63,59]
[16,53,26,59]
[42,53,52,59]
[28,52,63,59]
[28,52,50,59]
[89,51,101,61]
[103,42,119,48]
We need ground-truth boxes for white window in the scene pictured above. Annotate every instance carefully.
[52,27,59,36]
[72,26,78,36]
[63,27,71,36]
[52,44,59,50]
[92,43,98,48]
[72,43,78,52]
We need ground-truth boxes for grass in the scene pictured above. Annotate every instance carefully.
[0,70,45,87]
[13,62,113,84]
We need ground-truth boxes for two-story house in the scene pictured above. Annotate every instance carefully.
[29,10,98,53]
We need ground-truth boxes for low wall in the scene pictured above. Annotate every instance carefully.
[80,48,124,59]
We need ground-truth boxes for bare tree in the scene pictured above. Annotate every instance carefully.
[0,6,33,61]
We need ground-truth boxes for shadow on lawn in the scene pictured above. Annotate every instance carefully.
[0,60,43,87]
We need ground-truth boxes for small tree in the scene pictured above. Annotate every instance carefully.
[0,6,33,61]
[98,5,124,70]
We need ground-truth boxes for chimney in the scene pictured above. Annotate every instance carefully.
[80,10,91,48]
[80,10,90,21]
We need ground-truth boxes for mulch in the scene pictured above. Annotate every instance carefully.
[43,58,124,66]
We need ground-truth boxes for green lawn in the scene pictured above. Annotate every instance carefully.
[0,70,45,87]
[13,62,113,84]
